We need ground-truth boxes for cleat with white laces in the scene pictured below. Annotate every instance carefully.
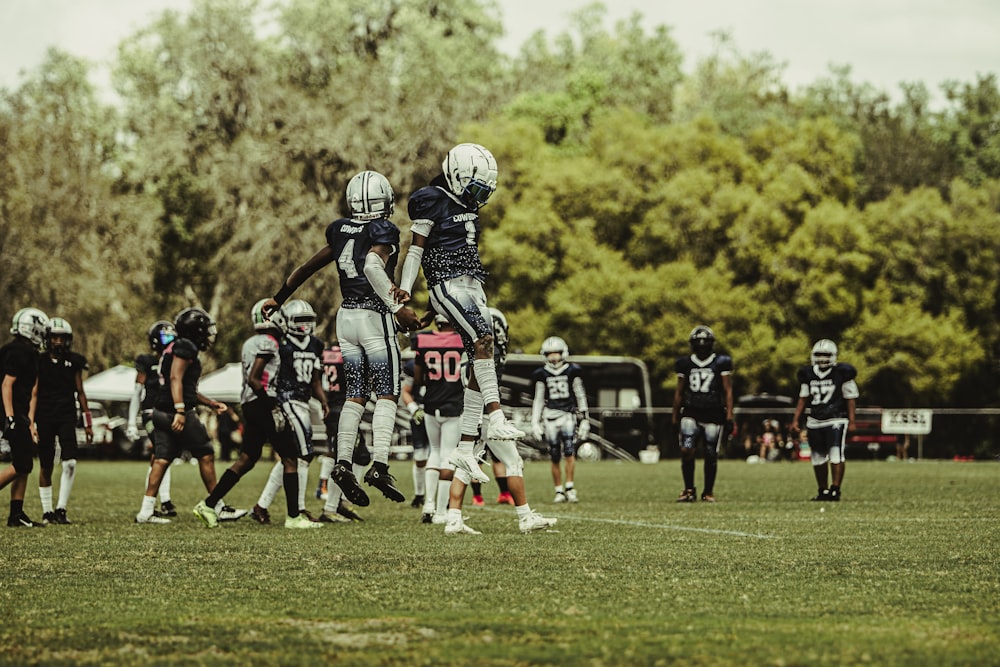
[449,451,490,484]
[444,517,482,535]
[215,504,248,521]
[519,511,557,534]
[193,500,219,528]
[553,491,567,503]
[250,504,271,524]
[431,513,448,525]
[285,513,324,529]
[135,513,171,525]
[157,500,178,517]
[363,466,405,502]
[333,463,370,507]
[486,417,525,441]
[566,488,578,503]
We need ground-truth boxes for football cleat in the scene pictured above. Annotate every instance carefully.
[566,488,578,503]
[519,511,557,534]
[363,466,405,503]
[431,513,448,525]
[335,501,364,522]
[333,463,370,507]
[157,500,178,517]
[410,494,424,509]
[42,511,59,526]
[54,508,72,524]
[421,512,434,524]
[444,518,482,535]
[811,489,832,501]
[216,505,248,522]
[829,488,841,502]
[553,491,567,503]
[193,500,219,528]
[676,488,697,503]
[135,513,170,525]
[9,513,44,528]
[318,511,349,523]
[496,492,514,505]
[298,508,322,523]
[315,479,329,501]
[701,493,716,503]
[250,504,271,524]
[473,495,485,507]
[449,451,490,484]
[285,513,324,529]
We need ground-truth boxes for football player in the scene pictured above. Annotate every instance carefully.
[129,320,178,517]
[672,326,734,503]
[1,308,48,527]
[399,357,429,512]
[477,307,514,505]
[32,317,92,524]
[396,145,554,535]
[263,170,420,508]
[249,299,328,527]
[135,307,229,525]
[790,339,859,502]
[531,336,590,503]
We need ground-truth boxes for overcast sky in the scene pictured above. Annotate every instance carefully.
[1,0,997,104]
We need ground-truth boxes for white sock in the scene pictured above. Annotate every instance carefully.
[58,459,76,509]
[160,466,172,503]
[319,456,336,481]
[138,495,156,518]
[413,464,425,496]
[460,388,484,437]
[473,358,500,405]
[324,483,344,513]
[515,504,531,519]
[555,485,564,494]
[447,508,462,523]
[39,485,53,514]
[436,480,451,517]
[337,401,365,463]
[371,398,397,464]
[257,461,283,510]
[424,468,440,512]
[297,459,309,510]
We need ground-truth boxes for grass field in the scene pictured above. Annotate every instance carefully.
[1,457,998,666]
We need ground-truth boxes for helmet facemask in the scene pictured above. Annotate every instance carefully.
[811,339,838,370]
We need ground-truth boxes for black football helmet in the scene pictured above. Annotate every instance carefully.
[174,308,217,350]
[689,325,715,358]
[44,317,73,354]
[147,320,177,353]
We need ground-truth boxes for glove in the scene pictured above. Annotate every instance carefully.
[3,416,15,440]
[532,423,543,441]
[126,425,140,441]
[412,407,425,426]
[577,419,591,440]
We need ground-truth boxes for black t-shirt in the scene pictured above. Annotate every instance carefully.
[35,351,89,422]
[154,338,202,411]
[0,339,41,419]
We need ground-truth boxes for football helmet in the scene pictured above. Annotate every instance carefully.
[346,170,394,220]
[541,336,569,369]
[442,143,498,209]
[10,308,48,346]
[280,299,316,338]
[811,339,838,370]
[251,299,281,332]
[147,320,177,353]
[44,317,73,353]
[689,325,715,358]
[174,307,217,351]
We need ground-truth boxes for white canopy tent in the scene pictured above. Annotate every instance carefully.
[198,362,243,404]
[82,364,137,402]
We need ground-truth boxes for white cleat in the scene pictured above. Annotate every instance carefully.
[135,513,171,525]
[554,491,567,503]
[285,514,324,529]
[215,505,248,522]
[449,452,490,484]
[519,511,558,534]
[444,519,482,535]
[566,488,578,503]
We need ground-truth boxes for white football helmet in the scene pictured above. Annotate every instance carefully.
[346,170,394,220]
[251,299,279,332]
[44,317,73,353]
[281,299,316,338]
[811,339,838,369]
[541,336,569,369]
[442,143,498,209]
[489,307,508,348]
[10,308,49,346]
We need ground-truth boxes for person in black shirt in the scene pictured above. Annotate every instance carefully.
[1,308,48,528]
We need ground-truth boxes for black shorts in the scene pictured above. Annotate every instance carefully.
[239,400,275,463]
[150,409,214,461]
[36,419,78,467]
[7,415,34,475]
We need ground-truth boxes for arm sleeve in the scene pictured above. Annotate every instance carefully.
[531,381,545,424]
[572,376,589,414]
[398,245,424,295]
[128,382,144,426]
[363,252,402,313]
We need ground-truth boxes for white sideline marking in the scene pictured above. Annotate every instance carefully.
[479,507,775,539]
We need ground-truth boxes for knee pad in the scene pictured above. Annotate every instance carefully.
[811,450,830,466]
[829,446,845,465]
[413,446,429,463]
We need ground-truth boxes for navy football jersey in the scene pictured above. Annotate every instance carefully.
[325,216,400,312]
[154,338,202,411]
[35,351,89,422]
[276,334,324,403]
[0,340,40,418]
[675,353,733,422]
[413,329,465,416]
[135,353,162,410]
[797,362,859,425]
[406,183,487,287]
[531,363,587,414]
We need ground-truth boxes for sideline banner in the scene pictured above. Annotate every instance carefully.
[881,409,933,435]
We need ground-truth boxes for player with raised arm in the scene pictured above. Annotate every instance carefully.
[790,339,859,502]
[671,326,734,503]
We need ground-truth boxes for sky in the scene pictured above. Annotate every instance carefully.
[1,0,998,105]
